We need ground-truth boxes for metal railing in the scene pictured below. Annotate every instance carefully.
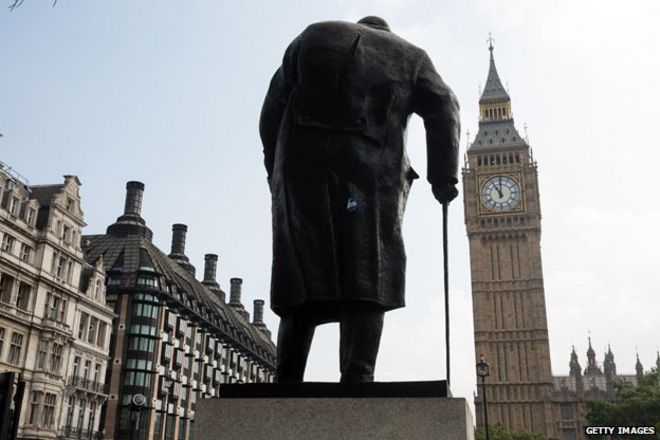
[68,376,109,394]
[57,426,101,440]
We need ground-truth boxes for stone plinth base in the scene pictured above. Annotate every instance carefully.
[195,382,474,440]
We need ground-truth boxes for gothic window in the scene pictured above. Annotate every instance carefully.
[560,404,575,420]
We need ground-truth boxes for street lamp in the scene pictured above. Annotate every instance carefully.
[129,393,146,440]
[476,355,490,440]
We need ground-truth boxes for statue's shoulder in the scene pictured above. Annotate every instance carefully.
[301,21,424,55]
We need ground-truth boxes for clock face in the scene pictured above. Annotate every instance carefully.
[480,175,521,212]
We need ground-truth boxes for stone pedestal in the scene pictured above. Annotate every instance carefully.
[195,382,474,440]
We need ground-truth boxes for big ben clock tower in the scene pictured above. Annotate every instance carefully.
[463,41,558,439]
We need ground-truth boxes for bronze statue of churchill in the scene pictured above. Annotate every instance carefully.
[260,16,460,383]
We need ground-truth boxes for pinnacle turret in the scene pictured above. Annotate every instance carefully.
[584,337,603,376]
[636,353,644,378]
[569,346,582,376]
[604,344,616,382]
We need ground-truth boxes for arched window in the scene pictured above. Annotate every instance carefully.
[94,280,101,300]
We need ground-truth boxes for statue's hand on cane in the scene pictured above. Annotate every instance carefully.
[432,183,458,204]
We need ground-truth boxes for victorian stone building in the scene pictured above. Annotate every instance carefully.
[82,181,276,440]
[462,43,559,438]
[0,162,113,440]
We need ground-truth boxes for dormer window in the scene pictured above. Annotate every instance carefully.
[9,197,19,216]
[26,208,35,225]
[106,276,121,286]
[66,198,74,212]
[94,280,102,301]
[137,272,159,289]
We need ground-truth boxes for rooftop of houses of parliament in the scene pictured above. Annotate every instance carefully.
[553,337,660,394]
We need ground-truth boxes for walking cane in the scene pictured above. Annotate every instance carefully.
[442,201,450,390]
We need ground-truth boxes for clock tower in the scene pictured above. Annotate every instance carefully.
[462,42,558,438]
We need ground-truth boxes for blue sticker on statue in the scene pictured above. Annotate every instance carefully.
[346,196,358,212]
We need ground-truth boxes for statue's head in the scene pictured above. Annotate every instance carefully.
[357,16,390,32]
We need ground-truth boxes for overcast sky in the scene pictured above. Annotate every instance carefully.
[2,0,658,411]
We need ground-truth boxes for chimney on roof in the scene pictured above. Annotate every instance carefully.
[202,253,226,302]
[252,299,271,339]
[229,278,243,307]
[124,181,145,217]
[107,181,153,239]
[170,224,188,256]
[203,253,218,282]
[253,299,264,324]
[229,278,249,319]
[168,224,195,275]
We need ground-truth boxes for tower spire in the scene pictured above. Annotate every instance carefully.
[636,352,644,378]
[480,33,510,105]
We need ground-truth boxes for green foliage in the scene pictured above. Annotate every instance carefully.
[586,369,660,434]
[475,423,547,440]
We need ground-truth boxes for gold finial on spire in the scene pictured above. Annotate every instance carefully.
[487,31,495,52]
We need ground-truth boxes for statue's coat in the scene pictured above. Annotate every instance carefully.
[260,20,460,317]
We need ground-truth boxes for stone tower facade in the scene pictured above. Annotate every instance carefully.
[462,42,558,438]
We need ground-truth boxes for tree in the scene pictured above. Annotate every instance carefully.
[586,369,660,435]
[8,0,58,11]
[475,423,547,440]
